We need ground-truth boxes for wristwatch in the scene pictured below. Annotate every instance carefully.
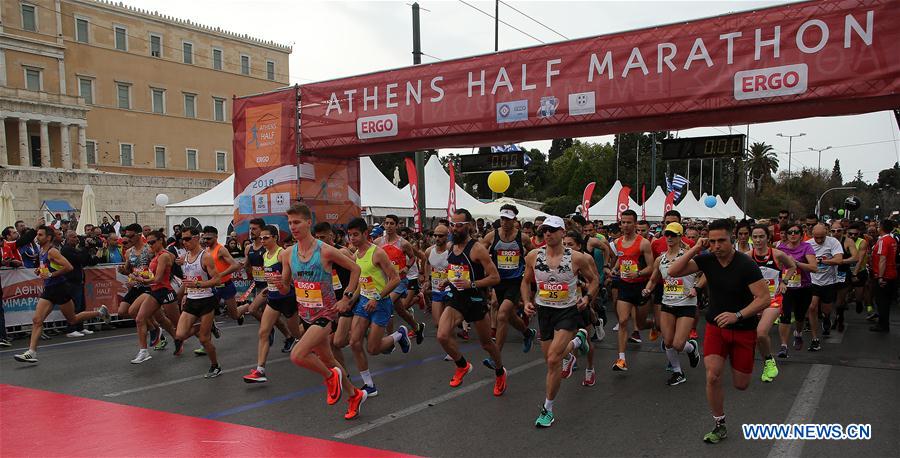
[734,311,743,321]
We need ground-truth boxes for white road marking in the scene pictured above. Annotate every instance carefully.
[767,364,832,458]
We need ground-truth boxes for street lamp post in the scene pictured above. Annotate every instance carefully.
[816,186,856,219]
[809,146,832,172]
[777,132,806,179]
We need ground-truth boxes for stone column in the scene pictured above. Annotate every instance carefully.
[39,121,50,168]
[60,124,72,169]
[18,118,29,166]
[0,118,7,166]
[77,124,87,169]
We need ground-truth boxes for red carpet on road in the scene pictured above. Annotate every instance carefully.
[0,384,414,458]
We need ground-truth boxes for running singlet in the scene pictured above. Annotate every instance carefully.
[533,247,580,309]
[658,249,698,306]
[490,229,525,279]
[615,235,648,283]
[39,249,66,287]
[381,244,407,277]
[331,246,351,300]
[446,239,484,291]
[428,246,450,292]
[247,243,266,286]
[752,248,782,300]
[837,237,852,283]
[209,243,233,282]
[356,245,387,300]
[183,251,214,299]
[264,247,291,300]
[148,251,172,291]
[290,240,338,322]
[128,244,153,284]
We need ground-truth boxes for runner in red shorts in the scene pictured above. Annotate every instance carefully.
[668,219,771,444]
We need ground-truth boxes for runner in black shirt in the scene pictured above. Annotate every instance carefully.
[668,218,770,445]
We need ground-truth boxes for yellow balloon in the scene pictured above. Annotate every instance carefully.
[487,171,510,193]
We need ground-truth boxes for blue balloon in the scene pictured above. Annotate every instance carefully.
[704,196,717,208]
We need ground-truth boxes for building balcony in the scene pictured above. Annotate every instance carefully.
[0,86,88,111]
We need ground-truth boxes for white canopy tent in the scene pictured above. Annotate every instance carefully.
[725,196,748,219]
[479,197,548,221]
[587,181,639,221]
[360,156,414,217]
[675,191,710,219]
[401,156,490,219]
[166,175,234,243]
[635,186,667,220]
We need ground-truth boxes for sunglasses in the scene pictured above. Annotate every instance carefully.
[848,232,860,236]
[664,231,680,238]
[542,226,562,233]
[260,235,273,240]
[831,229,843,233]
[181,236,194,241]
[787,230,802,235]
[146,239,158,245]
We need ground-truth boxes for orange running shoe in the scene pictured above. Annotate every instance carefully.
[450,362,473,387]
[344,388,368,420]
[325,367,343,405]
[612,358,628,371]
[493,368,508,396]
[649,328,659,342]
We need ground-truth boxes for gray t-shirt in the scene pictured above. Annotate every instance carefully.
[807,236,843,286]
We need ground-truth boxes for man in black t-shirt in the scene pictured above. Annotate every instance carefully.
[668,219,770,445]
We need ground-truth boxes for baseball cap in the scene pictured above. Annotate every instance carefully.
[369,225,384,238]
[664,222,684,236]
[499,209,516,220]
[540,216,565,229]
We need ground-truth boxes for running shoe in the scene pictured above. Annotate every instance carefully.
[575,328,589,356]
[211,325,221,339]
[865,312,879,322]
[449,362,473,387]
[204,365,222,379]
[97,304,111,323]
[397,326,411,353]
[482,358,497,370]
[243,368,268,383]
[649,328,659,342]
[173,339,184,356]
[535,408,555,428]
[703,423,727,444]
[523,328,536,353]
[81,328,94,335]
[628,331,642,343]
[0,338,11,348]
[561,353,576,379]
[325,367,343,405]
[688,338,701,368]
[282,337,296,353]
[761,358,778,382]
[362,384,378,397]
[149,328,161,347]
[612,358,627,371]
[689,328,698,340]
[667,371,686,386]
[344,388,368,420]
[808,339,822,352]
[14,350,38,363]
[777,345,789,359]
[793,334,803,351]
[594,319,606,342]
[415,322,426,345]
[493,368,508,396]
[822,315,832,335]
[194,347,207,356]
[582,369,596,387]
[237,314,245,326]
[612,323,620,332]
[66,331,85,338]
[130,349,152,364]
[153,334,168,351]
[457,329,470,340]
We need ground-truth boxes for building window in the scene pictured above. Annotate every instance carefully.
[78,77,93,104]
[86,140,97,165]
[183,93,196,118]
[120,144,133,166]
[116,83,131,109]
[213,97,226,122]
[240,55,250,75]
[186,149,198,170]
[266,61,275,81]
[182,41,193,64]
[212,47,223,70]
[75,17,89,43]
[151,88,165,114]
[150,34,162,57]
[21,4,37,32]
[216,151,227,172]
[114,26,128,51]
[24,67,42,91]
[155,146,166,168]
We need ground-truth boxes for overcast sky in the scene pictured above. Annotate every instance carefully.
[124,0,900,182]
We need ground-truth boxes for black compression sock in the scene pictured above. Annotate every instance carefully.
[455,357,468,368]
[495,366,505,377]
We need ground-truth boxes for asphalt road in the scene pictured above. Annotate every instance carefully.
[1,306,897,457]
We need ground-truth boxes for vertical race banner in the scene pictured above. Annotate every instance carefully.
[404,158,422,232]
[232,87,299,243]
[664,191,676,214]
[297,155,361,227]
[581,182,595,220]
[641,185,647,220]
[448,161,457,220]
[617,186,631,221]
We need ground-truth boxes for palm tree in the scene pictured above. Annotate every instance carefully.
[746,142,779,194]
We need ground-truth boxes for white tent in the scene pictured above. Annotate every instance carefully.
[588,181,639,221]
[166,175,234,243]
[402,156,489,219]
[725,196,748,219]
[360,157,414,217]
[635,186,667,220]
[479,197,548,221]
[699,193,729,219]
[675,191,709,220]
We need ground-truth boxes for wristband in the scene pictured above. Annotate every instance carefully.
[735,311,743,321]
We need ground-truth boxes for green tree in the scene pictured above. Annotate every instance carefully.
[548,138,574,162]
[746,142,779,194]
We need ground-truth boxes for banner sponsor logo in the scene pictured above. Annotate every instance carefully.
[497,100,528,123]
[537,96,559,118]
[244,104,283,168]
[357,114,398,139]
[734,64,808,100]
[568,91,596,116]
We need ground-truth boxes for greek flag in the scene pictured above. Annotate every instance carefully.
[490,144,531,166]
[666,173,689,199]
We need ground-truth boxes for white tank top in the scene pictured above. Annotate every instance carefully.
[658,249,698,307]
[183,250,214,299]
[534,247,580,309]
[428,246,449,291]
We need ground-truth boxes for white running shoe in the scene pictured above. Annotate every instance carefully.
[131,349,152,364]
[81,328,94,335]
[66,331,85,338]
[612,323,620,332]
[595,319,606,342]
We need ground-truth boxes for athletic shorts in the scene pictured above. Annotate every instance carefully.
[811,283,837,304]
[301,316,337,332]
[406,278,421,293]
[431,290,450,303]
[447,289,489,323]
[390,278,408,298]
[617,280,648,306]
[652,283,664,304]
[353,296,393,327]
[493,277,523,304]
[782,287,812,323]
[183,296,217,316]
[253,282,269,295]
[40,283,73,305]
[610,277,622,290]
[214,280,237,301]
[537,306,583,341]
[661,305,697,319]
[122,286,149,305]
[149,288,177,305]
[851,269,868,288]
[703,324,756,374]
[267,295,297,318]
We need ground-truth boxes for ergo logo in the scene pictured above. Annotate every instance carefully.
[357,114,398,139]
[734,64,808,101]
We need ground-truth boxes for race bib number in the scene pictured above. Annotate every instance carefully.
[136,267,152,279]
[620,260,638,275]
[265,269,281,292]
[185,275,204,295]
[360,276,378,299]
[447,264,471,289]
[767,278,777,297]
[294,281,323,308]
[537,281,569,304]
[431,269,447,290]
[39,264,50,277]
[497,249,520,270]
[663,278,685,298]
[786,272,801,288]
[332,270,343,290]
[251,266,265,282]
